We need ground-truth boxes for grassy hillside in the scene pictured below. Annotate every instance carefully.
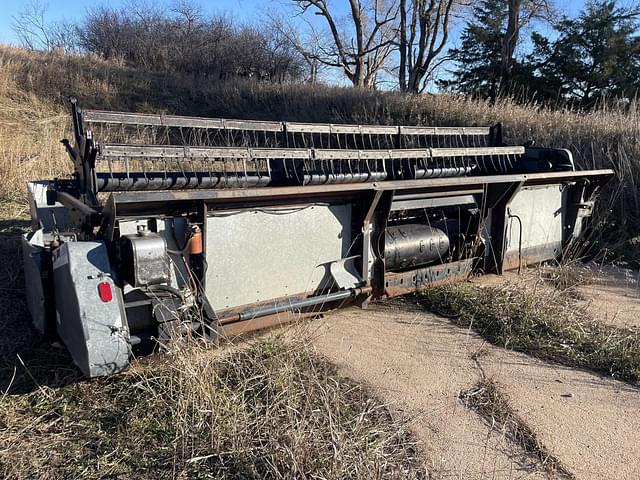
[1,45,638,257]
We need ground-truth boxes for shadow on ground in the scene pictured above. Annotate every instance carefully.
[0,221,81,394]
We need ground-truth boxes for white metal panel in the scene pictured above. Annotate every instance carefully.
[505,185,566,261]
[205,204,352,310]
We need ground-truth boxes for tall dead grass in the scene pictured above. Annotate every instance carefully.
[0,336,426,479]
[0,50,70,216]
[0,43,637,247]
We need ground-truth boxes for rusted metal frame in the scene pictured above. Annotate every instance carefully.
[361,190,384,283]
[368,192,394,301]
[218,264,470,334]
[84,109,496,137]
[192,200,220,339]
[105,170,614,230]
[381,258,476,298]
[106,169,614,207]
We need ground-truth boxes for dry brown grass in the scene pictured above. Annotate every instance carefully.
[419,282,640,384]
[0,50,70,208]
[0,44,637,256]
[0,336,426,479]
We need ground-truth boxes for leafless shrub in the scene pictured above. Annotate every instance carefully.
[75,2,306,82]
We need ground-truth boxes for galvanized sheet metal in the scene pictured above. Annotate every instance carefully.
[51,241,130,377]
[204,204,352,310]
[504,185,566,268]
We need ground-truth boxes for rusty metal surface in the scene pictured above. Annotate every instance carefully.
[221,311,316,337]
[84,109,495,137]
[381,258,475,298]
[502,244,562,271]
[109,169,614,207]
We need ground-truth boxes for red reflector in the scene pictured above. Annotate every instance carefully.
[98,281,113,302]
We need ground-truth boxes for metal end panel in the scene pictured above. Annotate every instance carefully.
[503,185,565,271]
[52,241,130,377]
[27,181,70,231]
[22,230,48,335]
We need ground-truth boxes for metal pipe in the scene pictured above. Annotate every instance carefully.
[54,191,99,217]
[507,208,524,274]
[220,287,369,324]
[129,331,154,346]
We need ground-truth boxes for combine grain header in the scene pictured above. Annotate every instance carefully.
[22,98,613,376]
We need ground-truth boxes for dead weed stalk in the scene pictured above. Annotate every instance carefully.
[0,336,427,479]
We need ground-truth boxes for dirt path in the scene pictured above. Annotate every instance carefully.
[310,301,640,480]
[577,265,640,328]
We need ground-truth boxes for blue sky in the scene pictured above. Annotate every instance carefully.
[0,0,596,46]
[0,0,627,89]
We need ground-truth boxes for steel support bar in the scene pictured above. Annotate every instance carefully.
[109,169,614,206]
[83,108,493,137]
[362,190,383,282]
[98,144,525,161]
[218,287,369,324]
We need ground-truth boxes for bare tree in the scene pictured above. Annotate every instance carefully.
[11,0,52,50]
[500,0,554,87]
[268,15,326,84]
[397,0,463,92]
[290,0,398,88]
[11,0,77,52]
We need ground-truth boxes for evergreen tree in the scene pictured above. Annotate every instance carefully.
[529,1,640,105]
[439,0,507,99]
